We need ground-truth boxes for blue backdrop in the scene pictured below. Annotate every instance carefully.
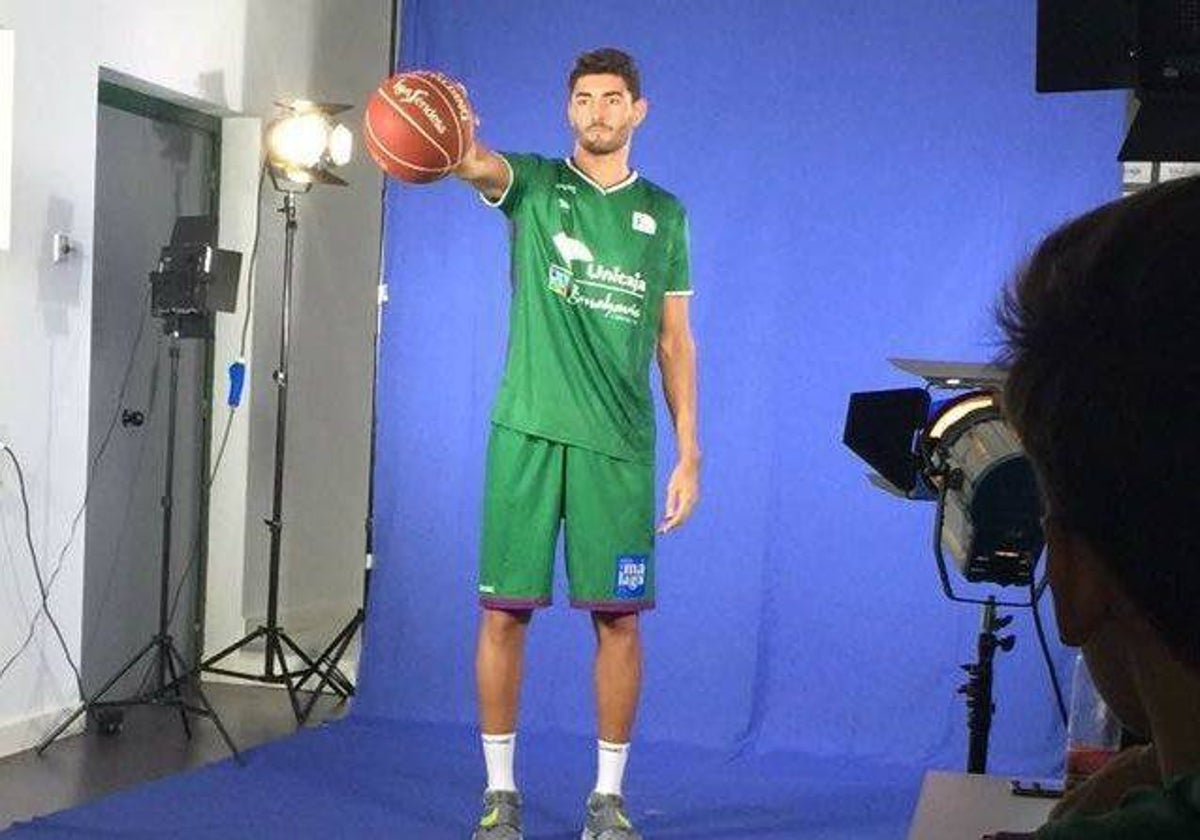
[358,0,1122,775]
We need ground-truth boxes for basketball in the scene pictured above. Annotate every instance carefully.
[363,71,475,183]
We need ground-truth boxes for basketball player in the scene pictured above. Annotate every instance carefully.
[451,48,699,840]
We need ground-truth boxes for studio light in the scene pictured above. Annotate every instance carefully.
[843,358,1048,774]
[922,390,1043,590]
[38,217,243,760]
[842,358,1044,606]
[202,97,362,722]
[265,99,354,188]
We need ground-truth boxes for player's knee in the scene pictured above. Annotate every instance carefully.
[482,608,531,644]
[594,611,640,645]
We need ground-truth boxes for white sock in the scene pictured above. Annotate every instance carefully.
[482,732,517,792]
[594,739,630,796]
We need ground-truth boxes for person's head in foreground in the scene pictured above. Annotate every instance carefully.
[996,175,1200,837]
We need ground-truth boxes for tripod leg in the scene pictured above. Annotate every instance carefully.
[276,632,329,694]
[166,642,242,763]
[163,641,193,740]
[298,614,361,722]
[35,637,159,754]
[319,612,362,696]
[291,623,354,698]
[268,634,304,723]
[280,631,340,689]
[35,704,88,756]
[201,625,268,671]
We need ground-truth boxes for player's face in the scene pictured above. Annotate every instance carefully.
[568,73,646,155]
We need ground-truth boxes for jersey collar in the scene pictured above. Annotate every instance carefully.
[565,157,639,195]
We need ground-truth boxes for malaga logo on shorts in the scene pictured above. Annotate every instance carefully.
[614,555,648,599]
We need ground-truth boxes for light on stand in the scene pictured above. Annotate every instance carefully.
[264,99,354,189]
[202,99,360,724]
[922,390,1043,591]
[843,357,1044,601]
[843,358,1047,774]
[38,218,243,760]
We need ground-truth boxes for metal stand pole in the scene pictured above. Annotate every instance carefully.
[38,329,240,760]
[200,192,352,722]
[959,597,1015,774]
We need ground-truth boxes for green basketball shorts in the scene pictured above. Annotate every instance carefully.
[478,424,655,612]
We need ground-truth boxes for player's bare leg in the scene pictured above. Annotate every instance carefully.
[593,611,642,742]
[473,608,531,840]
[477,607,531,734]
[584,611,643,839]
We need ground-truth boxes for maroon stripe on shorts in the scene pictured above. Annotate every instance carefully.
[480,596,551,610]
[570,599,656,613]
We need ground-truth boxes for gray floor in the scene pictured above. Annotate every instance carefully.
[0,681,347,832]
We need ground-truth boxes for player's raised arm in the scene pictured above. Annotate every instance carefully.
[453,139,512,203]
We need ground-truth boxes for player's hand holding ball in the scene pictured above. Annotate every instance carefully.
[363,70,476,183]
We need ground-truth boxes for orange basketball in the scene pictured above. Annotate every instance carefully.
[363,71,475,183]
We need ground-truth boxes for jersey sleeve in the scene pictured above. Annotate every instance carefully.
[664,208,693,296]
[480,152,547,217]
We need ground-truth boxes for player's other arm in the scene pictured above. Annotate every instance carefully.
[657,295,700,533]
[452,139,511,203]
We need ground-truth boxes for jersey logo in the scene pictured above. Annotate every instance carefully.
[552,231,596,264]
[555,182,578,194]
[614,555,648,599]
[547,264,572,297]
[631,211,657,236]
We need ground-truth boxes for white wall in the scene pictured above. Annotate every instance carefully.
[0,0,389,756]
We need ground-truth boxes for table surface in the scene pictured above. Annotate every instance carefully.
[908,770,1058,840]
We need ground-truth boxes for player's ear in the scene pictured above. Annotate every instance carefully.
[633,97,648,127]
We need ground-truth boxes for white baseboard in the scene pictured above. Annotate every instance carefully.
[0,705,86,760]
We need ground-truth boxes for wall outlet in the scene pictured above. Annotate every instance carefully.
[52,232,73,263]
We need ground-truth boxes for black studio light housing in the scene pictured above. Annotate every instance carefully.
[149,216,241,338]
[843,359,1045,606]
[844,360,1054,774]
[1037,0,1200,160]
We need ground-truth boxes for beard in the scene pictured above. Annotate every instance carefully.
[575,122,631,155]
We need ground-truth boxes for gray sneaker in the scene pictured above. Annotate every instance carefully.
[471,789,523,840]
[581,792,642,840]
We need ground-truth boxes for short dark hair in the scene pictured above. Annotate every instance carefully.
[998,176,1200,668]
[568,48,641,101]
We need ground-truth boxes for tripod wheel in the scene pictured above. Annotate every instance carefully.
[89,708,125,736]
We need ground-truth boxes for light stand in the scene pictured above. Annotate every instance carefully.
[844,358,1047,776]
[201,188,353,720]
[200,101,361,723]
[959,597,1015,774]
[38,221,242,759]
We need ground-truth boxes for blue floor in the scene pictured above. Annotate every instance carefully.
[5,717,923,839]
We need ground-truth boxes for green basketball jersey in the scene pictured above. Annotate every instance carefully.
[484,153,692,463]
